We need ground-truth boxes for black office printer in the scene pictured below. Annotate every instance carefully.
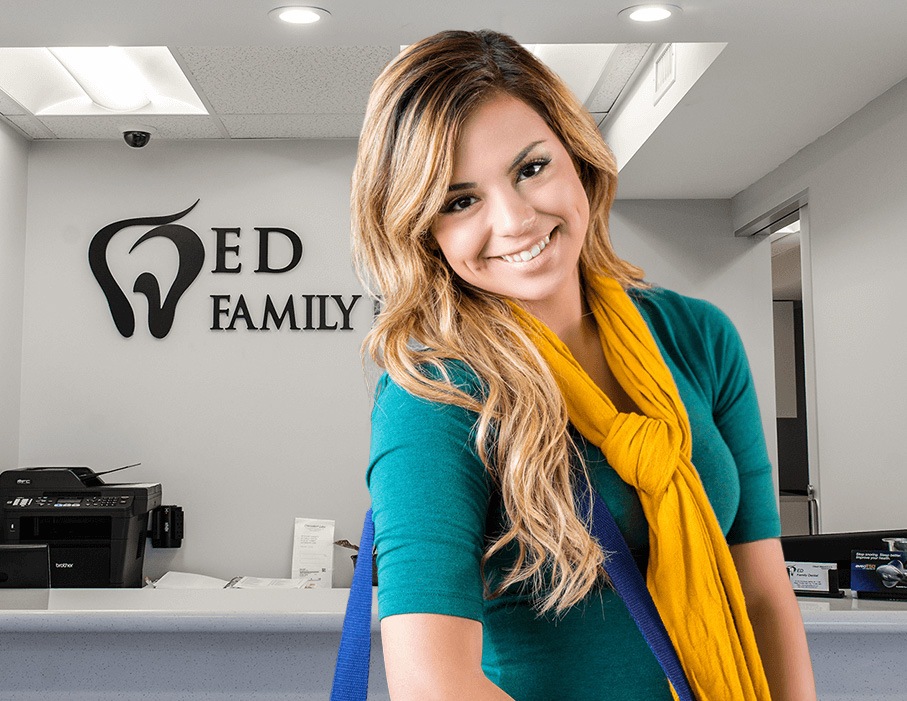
[0,467,161,587]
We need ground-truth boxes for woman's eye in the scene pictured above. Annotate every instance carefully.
[517,158,550,181]
[443,195,477,213]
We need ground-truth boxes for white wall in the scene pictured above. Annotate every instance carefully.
[0,120,27,468]
[16,139,777,587]
[19,139,374,584]
[611,199,778,474]
[733,76,907,533]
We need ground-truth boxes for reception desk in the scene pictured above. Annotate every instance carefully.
[1,588,905,700]
[0,588,387,701]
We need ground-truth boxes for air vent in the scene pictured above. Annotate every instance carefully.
[654,44,676,105]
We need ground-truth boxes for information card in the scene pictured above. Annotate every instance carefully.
[291,517,335,588]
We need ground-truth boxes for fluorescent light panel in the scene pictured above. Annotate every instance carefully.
[0,46,207,116]
[49,47,150,111]
[530,44,619,105]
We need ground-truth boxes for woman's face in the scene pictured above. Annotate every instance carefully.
[430,94,590,319]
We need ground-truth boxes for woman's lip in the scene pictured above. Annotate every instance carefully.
[497,230,555,263]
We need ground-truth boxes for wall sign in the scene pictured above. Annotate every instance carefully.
[88,200,361,339]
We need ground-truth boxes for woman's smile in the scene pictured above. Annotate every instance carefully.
[496,232,552,264]
[431,95,590,322]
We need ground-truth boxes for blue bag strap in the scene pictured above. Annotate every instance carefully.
[332,493,694,701]
[330,508,375,701]
[575,479,695,701]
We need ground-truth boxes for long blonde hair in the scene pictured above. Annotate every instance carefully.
[352,29,645,613]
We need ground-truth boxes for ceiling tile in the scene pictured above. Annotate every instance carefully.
[221,113,363,139]
[5,115,55,138]
[586,44,650,114]
[175,46,397,115]
[37,114,225,139]
[0,89,27,116]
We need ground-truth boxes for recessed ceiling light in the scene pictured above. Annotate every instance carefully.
[618,4,682,22]
[269,6,330,25]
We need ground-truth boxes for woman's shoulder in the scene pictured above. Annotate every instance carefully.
[370,361,487,447]
[374,358,486,408]
[367,361,488,497]
[628,285,736,336]
[628,285,750,391]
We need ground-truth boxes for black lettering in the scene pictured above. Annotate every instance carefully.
[317,294,338,330]
[212,228,242,273]
[261,295,299,330]
[211,295,231,330]
[301,294,316,330]
[255,227,303,273]
[227,294,258,330]
[332,294,361,330]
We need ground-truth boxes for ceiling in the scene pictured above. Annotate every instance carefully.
[2,0,907,200]
[0,43,647,140]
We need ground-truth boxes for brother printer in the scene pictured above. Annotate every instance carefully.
[0,466,161,587]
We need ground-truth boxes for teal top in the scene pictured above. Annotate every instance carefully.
[366,287,781,700]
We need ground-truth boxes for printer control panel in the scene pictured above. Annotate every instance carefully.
[4,495,132,509]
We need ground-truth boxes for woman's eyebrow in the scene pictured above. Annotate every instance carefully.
[447,181,476,192]
[447,140,548,192]
[508,140,545,173]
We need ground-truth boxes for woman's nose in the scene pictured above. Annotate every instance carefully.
[489,188,535,238]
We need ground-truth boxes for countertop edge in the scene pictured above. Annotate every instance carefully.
[3,589,907,634]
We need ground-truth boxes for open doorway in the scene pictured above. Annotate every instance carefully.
[771,212,818,535]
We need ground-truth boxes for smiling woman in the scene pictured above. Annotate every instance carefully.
[430,96,590,328]
[350,29,816,701]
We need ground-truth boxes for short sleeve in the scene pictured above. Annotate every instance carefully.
[366,372,490,621]
[705,305,782,545]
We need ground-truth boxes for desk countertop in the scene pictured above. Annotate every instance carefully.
[0,587,380,633]
[796,594,907,634]
[1,587,906,634]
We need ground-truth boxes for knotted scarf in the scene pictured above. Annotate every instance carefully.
[510,275,771,701]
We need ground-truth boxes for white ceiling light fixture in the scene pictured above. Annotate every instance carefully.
[618,4,682,22]
[49,47,150,112]
[0,46,207,116]
[269,6,330,25]
[529,44,619,104]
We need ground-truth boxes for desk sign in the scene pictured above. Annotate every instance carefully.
[851,550,907,600]
[785,561,841,597]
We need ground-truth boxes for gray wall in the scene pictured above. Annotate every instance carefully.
[12,139,776,586]
[733,76,907,533]
[19,139,374,584]
[610,198,777,474]
[0,120,27,468]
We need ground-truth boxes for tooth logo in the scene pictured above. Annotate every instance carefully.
[89,201,205,339]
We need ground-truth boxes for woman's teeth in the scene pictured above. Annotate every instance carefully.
[501,234,551,263]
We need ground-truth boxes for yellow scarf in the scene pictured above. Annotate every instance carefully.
[511,275,771,701]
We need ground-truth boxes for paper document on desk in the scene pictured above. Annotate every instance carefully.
[152,571,230,589]
[228,576,313,589]
[291,517,334,587]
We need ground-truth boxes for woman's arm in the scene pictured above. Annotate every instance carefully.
[730,538,817,701]
[381,613,514,700]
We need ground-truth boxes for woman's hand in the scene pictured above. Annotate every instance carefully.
[731,538,817,701]
[381,613,515,700]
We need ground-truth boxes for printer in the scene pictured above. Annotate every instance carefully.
[0,467,161,587]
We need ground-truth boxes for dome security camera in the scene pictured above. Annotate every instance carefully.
[123,130,151,148]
